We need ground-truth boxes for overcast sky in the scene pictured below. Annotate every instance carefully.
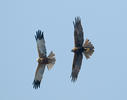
[0,0,127,100]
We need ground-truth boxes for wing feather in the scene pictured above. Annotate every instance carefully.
[33,63,46,89]
[35,30,47,58]
[71,53,83,82]
[73,17,84,47]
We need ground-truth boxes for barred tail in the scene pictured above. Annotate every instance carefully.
[47,51,56,70]
[83,39,94,59]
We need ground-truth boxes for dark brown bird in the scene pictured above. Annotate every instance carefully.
[71,17,94,82]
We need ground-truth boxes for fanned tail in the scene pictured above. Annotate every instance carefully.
[47,51,56,70]
[83,39,94,59]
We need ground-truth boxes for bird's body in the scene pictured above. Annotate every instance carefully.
[37,57,49,64]
[72,47,84,53]
[71,17,94,82]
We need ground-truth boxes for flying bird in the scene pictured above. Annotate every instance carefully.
[71,17,94,82]
[33,30,56,89]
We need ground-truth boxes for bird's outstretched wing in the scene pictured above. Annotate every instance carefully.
[71,53,83,82]
[73,17,84,47]
[33,30,47,89]
[35,30,47,58]
[33,63,46,89]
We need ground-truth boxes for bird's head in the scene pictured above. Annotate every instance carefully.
[71,47,78,52]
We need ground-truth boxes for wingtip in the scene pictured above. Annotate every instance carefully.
[35,30,44,40]
[75,16,81,22]
[71,75,78,82]
[73,16,81,28]
[70,64,81,82]
[70,71,78,82]
[32,80,41,89]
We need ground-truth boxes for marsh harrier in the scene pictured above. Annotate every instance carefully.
[33,30,56,89]
[71,17,94,82]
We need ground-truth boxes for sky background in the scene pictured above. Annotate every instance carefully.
[0,0,127,100]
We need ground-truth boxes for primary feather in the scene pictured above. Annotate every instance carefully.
[33,64,46,89]
[73,17,84,47]
[35,30,47,57]
[71,53,83,82]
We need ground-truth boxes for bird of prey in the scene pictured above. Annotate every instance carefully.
[33,30,56,89]
[71,17,94,82]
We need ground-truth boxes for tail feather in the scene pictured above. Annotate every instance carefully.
[83,39,94,59]
[47,51,56,70]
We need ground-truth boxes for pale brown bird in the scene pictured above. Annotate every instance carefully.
[33,30,56,89]
[71,17,94,82]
